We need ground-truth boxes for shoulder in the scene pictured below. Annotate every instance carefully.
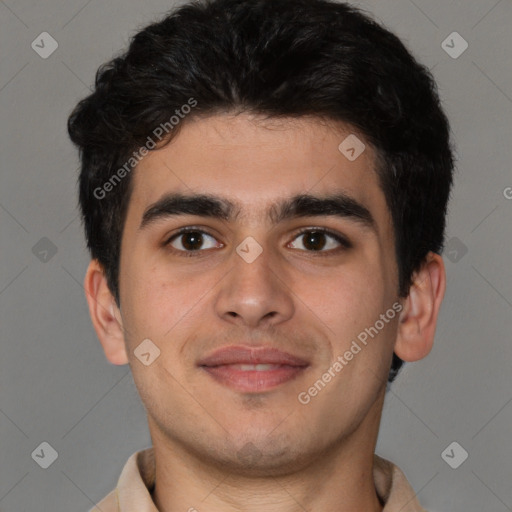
[89,488,118,512]
[374,454,428,512]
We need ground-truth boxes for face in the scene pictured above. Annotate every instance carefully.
[115,113,401,473]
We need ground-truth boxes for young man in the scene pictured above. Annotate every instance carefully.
[68,0,454,510]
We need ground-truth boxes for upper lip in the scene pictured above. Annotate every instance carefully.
[198,345,310,367]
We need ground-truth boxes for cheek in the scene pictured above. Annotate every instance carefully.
[123,263,208,345]
[308,262,387,334]
[119,262,172,341]
[307,262,396,375]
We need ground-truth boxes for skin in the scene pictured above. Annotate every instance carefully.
[84,113,446,512]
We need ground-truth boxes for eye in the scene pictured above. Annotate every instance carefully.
[165,228,223,255]
[288,228,351,253]
[163,226,351,257]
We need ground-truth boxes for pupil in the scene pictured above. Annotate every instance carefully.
[183,232,203,250]
[304,231,325,251]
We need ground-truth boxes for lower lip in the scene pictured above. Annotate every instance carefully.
[201,364,308,392]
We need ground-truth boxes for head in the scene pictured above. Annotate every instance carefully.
[68,0,454,470]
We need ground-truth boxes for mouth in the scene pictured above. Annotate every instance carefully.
[198,345,310,393]
[201,364,309,393]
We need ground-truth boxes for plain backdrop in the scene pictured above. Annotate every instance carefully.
[0,0,511,510]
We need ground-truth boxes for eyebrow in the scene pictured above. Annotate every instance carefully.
[139,192,377,233]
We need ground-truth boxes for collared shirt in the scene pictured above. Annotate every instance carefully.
[90,447,427,512]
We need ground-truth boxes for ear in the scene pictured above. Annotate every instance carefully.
[394,251,446,362]
[83,259,129,365]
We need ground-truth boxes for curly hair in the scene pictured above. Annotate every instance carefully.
[67,0,455,383]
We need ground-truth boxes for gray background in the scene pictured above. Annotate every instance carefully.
[0,0,511,510]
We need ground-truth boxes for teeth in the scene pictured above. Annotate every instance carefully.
[232,364,283,371]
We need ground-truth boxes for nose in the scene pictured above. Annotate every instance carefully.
[213,240,295,329]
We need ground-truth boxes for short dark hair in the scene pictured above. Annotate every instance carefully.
[67,0,455,383]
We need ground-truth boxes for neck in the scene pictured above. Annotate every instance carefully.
[149,390,386,512]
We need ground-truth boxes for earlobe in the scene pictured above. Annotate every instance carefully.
[83,259,129,366]
[394,252,446,362]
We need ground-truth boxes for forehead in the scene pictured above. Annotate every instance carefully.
[127,113,390,231]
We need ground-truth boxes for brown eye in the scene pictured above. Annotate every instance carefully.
[288,229,351,252]
[166,229,222,253]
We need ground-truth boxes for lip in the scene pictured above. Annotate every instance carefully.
[197,345,310,367]
[198,345,310,393]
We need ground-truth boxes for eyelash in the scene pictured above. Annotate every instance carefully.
[163,226,352,258]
